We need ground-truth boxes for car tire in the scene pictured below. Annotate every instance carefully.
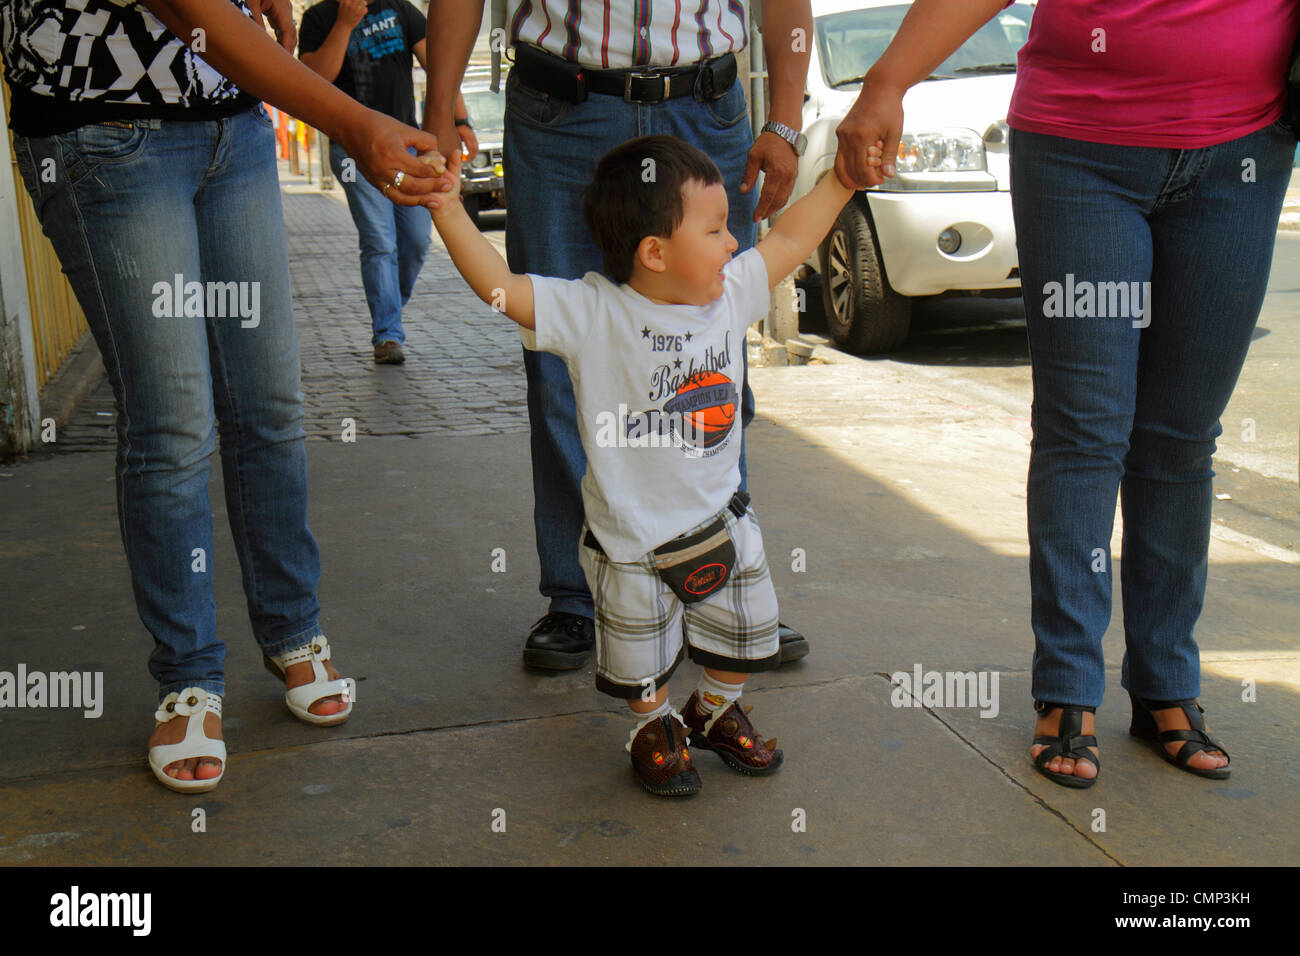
[464,193,482,229]
[819,199,911,354]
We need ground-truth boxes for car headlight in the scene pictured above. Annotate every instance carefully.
[895,129,986,172]
[470,153,490,170]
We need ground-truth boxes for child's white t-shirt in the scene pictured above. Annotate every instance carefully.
[524,248,770,563]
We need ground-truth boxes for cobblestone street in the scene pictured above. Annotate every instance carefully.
[55,163,528,449]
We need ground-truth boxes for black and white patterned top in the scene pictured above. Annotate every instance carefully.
[2,0,258,135]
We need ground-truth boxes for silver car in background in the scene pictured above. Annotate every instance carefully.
[460,78,506,229]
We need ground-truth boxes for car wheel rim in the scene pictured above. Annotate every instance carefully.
[828,230,852,327]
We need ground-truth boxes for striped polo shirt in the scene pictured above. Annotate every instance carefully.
[505,0,749,69]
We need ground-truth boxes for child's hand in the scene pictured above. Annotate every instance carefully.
[419,150,461,213]
[833,138,885,190]
[417,149,447,176]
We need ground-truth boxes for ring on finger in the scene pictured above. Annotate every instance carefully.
[392,170,405,190]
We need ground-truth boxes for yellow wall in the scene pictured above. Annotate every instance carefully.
[2,79,89,392]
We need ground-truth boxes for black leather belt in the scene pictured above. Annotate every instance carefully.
[512,42,737,105]
[584,491,750,556]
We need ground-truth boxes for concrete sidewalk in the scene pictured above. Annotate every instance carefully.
[1,166,1296,866]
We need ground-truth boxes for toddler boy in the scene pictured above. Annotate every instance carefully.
[429,134,854,795]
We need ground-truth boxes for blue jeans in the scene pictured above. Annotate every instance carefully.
[14,108,324,700]
[1009,117,1295,708]
[328,141,431,346]
[504,69,759,618]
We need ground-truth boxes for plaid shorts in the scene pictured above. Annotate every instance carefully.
[578,502,781,699]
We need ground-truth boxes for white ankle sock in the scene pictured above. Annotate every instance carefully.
[626,699,674,752]
[696,673,744,717]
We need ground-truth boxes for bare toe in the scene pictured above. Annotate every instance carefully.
[1183,748,1226,771]
[1032,708,1099,782]
[308,695,345,716]
[285,656,350,718]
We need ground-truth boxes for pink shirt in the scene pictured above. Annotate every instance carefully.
[1008,0,1300,148]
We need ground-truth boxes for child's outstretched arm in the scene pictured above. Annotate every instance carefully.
[428,163,536,329]
[755,167,857,291]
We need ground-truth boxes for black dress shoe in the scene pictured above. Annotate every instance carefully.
[522,612,595,670]
[777,622,810,664]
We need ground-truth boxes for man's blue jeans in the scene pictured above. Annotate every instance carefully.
[1010,117,1295,707]
[329,141,431,346]
[14,108,324,700]
[504,69,759,619]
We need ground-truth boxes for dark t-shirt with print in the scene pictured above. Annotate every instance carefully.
[299,0,426,128]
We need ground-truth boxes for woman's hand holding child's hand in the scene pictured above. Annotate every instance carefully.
[832,138,886,191]
[419,150,462,213]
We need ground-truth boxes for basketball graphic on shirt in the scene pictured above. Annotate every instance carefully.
[680,372,736,442]
[663,371,738,453]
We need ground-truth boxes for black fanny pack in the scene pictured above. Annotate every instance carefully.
[585,491,750,603]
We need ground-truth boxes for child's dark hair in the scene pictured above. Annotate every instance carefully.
[582,135,723,284]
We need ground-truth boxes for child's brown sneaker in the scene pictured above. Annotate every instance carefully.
[683,691,784,776]
[628,713,702,797]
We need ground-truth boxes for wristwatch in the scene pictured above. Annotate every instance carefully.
[455,117,472,128]
[762,121,807,157]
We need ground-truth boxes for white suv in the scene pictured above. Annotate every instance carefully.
[787,0,1036,353]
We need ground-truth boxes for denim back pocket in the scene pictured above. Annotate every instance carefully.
[505,69,578,128]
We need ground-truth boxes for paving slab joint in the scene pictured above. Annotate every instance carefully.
[869,672,1125,866]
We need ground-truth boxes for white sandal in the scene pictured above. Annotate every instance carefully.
[262,635,354,726]
[148,687,226,793]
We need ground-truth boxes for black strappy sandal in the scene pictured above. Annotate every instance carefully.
[1031,700,1100,789]
[1129,695,1231,779]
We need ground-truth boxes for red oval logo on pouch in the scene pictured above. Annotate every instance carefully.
[685,564,728,594]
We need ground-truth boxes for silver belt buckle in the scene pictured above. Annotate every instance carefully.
[624,71,672,104]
